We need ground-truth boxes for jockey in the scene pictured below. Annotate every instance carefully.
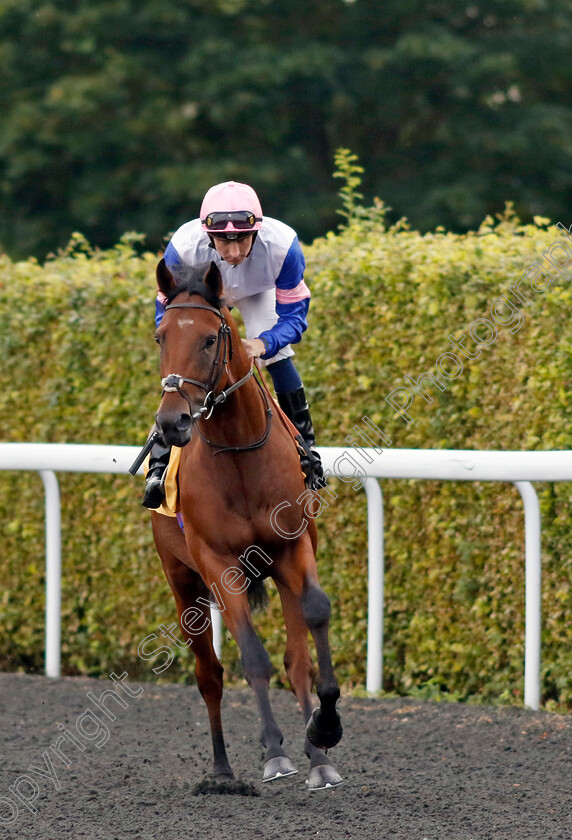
[142,180,325,509]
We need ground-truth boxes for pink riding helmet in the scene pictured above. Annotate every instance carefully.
[200,181,263,235]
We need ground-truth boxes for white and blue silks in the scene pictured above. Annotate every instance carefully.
[156,217,311,366]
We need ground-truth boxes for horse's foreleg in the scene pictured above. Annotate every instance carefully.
[276,582,343,790]
[183,596,234,780]
[152,517,233,780]
[300,583,343,750]
[273,538,343,760]
[208,584,297,783]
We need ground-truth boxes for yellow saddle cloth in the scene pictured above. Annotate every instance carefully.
[143,446,182,517]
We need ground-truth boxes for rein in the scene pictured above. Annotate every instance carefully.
[194,372,273,455]
[160,300,272,453]
[161,368,254,422]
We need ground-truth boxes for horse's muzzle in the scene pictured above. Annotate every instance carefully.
[156,406,193,448]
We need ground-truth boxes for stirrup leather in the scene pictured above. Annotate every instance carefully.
[276,387,326,491]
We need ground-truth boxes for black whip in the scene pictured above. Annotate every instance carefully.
[128,430,160,476]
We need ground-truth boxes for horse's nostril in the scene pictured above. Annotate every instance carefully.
[176,414,192,433]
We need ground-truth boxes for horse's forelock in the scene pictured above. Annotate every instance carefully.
[167,263,224,309]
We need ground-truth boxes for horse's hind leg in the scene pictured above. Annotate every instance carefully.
[152,516,234,780]
[276,581,343,791]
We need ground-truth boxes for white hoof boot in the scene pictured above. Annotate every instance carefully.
[307,764,343,791]
[262,756,298,782]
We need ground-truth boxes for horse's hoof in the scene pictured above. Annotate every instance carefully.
[305,707,343,749]
[262,755,298,782]
[307,765,344,791]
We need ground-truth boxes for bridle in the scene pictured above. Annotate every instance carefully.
[160,301,252,421]
[159,301,272,453]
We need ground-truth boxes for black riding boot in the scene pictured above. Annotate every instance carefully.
[277,388,326,490]
[142,439,172,509]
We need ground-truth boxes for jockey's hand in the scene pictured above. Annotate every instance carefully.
[242,338,266,359]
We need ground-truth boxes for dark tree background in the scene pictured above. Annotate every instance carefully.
[1,0,571,258]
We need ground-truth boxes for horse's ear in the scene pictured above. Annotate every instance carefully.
[156,258,176,297]
[204,261,223,298]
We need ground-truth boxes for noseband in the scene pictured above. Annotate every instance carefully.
[160,301,254,421]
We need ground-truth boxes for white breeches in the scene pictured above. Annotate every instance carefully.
[234,288,294,367]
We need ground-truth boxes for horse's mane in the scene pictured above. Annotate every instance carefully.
[166,262,224,309]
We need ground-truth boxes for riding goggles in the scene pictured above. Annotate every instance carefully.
[202,211,262,231]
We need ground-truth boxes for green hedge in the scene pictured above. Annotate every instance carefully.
[1,208,571,711]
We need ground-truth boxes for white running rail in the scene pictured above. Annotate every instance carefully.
[2,443,572,710]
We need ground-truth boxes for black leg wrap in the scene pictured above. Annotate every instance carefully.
[277,388,326,490]
[305,706,343,750]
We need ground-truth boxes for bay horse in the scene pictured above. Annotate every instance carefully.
[150,259,343,791]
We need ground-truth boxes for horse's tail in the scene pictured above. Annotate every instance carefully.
[247,576,269,613]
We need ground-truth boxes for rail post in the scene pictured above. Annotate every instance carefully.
[514,481,542,711]
[39,470,61,679]
[364,478,384,693]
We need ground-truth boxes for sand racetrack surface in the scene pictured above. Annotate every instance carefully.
[0,673,570,840]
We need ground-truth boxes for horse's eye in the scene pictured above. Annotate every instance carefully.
[154,334,160,344]
[205,335,217,348]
